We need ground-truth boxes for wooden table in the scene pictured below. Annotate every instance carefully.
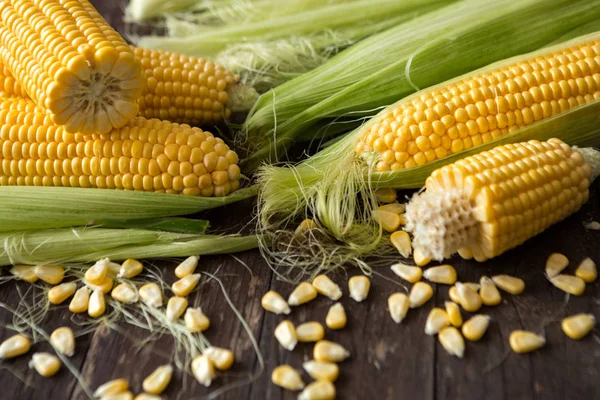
[1,1,599,399]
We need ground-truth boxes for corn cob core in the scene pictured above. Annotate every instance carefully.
[0,98,241,196]
[355,40,600,171]
[0,0,145,135]
[405,139,592,262]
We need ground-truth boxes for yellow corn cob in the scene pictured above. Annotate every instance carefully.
[405,139,595,262]
[355,39,600,171]
[0,98,241,196]
[0,65,26,97]
[0,0,145,135]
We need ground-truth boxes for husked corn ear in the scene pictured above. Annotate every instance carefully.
[455,282,482,313]
[35,265,64,284]
[142,365,173,395]
[204,346,234,370]
[425,307,450,335]
[303,360,339,382]
[111,284,139,304]
[50,327,75,357]
[545,253,569,277]
[575,257,597,283]
[9,265,38,282]
[29,352,61,377]
[374,209,402,232]
[274,320,298,351]
[0,334,30,359]
[261,290,290,315]
[174,256,199,278]
[438,327,465,358]
[139,283,163,307]
[85,276,114,294]
[296,322,325,342]
[0,65,26,97]
[94,378,129,398]
[0,98,242,197]
[492,275,525,295]
[390,231,412,258]
[375,188,397,203]
[294,218,318,236]
[461,315,491,341]
[85,258,109,285]
[271,365,305,391]
[445,301,462,327]
[406,139,593,262]
[409,282,433,308]
[561,313,595,340]
[509,330,545,353]
[166,296,188,321]
[172,273,200,297]
[288,282,317,306]
[388,292,410,323]
[348,275,370,302]
[479,276,502,306]
[313,340,350,363]
[356,39,600,172]
[423,265,457,285]
[118,259,143,279]
[88,288,106,318]
[312,275,342,300]
[391,263,422,283]
[298,380,336,400]
[48,282,77,304]
[413,248,431,267]
[325,302,347,330]
[184,307,210,332]
[191,355,215,387]
[69,286,90,313]
[548,274,585,296]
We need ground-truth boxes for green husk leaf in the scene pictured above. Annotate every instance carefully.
[97,217,209,234]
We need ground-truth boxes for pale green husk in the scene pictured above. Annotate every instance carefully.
[240,0,600,170]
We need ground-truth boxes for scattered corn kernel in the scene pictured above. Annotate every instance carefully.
[261,290,290,315]
[348,275,370,302]
[134,394,161,400]
[509,330,545,353]
[69,286,90,313]
[455,282,482,312]
[118,259,144,279]
[85,276,115,294]
[296,322,325,342]
[425,308,450,335]
[50,327,75,357]
[561,313,595,340]
[204,346,235,370]
[439,327,465,358]
[172,273,201,297]
[413,248,431,266]
[423,265,457,285]
[374,209,402,232]
[409,282,433,308]
[545,253,569,278]
[174,256,199,278]
[448,286,460,303]
[111,284,139,304]
[303,360,339,382]
[166,296,188,321]
[271,365,305,391]
[294,219,318,236]
[191,355,215,387]
[88,289,106,318]
[390,231,412,258]
[479,276,502,306]
[375,188,397,203]
[101,392,134,400]
[29,352,61,377]
[298,380,336,400]
[312,275,342,300]
[491,275,525,295]
[275,320,298,351]
[9,265,38,283]
[85,258,110,286]
[325,302,347,330]
[0,334,30,359]
[93,378,129,398]
[314,340,350,363]
[185,308,210,332]
[48,282,77,305]
[379,202,405,214]
[288,282,318,306]
[139,283,163,307]
[35,265,64,284]
[585,221,600,230]
[549,274,586,296]
[462,315,491,341]
[445,301,462,327]
[575,258,597,283]
[143,364,173,395]
[106,261,122,278]
[388,292,410,323]
[391,263,422,283]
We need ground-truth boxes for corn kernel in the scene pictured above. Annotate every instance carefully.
[425,307,450,335]
[288,282,317,306]
[375,188,397,203]
[545,253,569,278]
[69,286,90,313]
[409,282,433,308]
[143,365,173,395]
[261,290,290,315]
[204,346,234,370]
[390,231,412,258]
[561,313,595,340]
[325,302,347,330]
[191,355,215,387]
[549,274,585,296]
[379,203,405,214]
[9,265,38,283]
[111,284,139,304]
[312,275,342,300]
[166,296,188,321]
[374,209,402,232]
[29,352,61,377]
[294,219,318,236]
[85,276,115,294]
[50,327,75,357]
[134,394,161,400]
[314,340,350,362]
[274,320,298,351]
[185,307,210,332]
[139,283,163,307]
[479,276,502,306]
[85,258,109,285]
[303,360,339,382]
[462,315,491,341]
[118,259,144,279]
[413,248,431,266]
[48,282,77,305]
[455,282,482,312]
[423,265,457,285]
[296,322,325,342]
[348,275,370,302]
[174,256,199,278]
[89,289,106,318]
[35,265,64,284]
[271,365,305,391]
[298,380,336,400]
[575,257,597,283]
[438,326,465,358]
[106,261,122,278]
[172,273,201,297]
[391,263,422,283]
[491,275,525,295]
[509,330,545,353]
[93,379,129,398]
[388,292,410,323]
[101,392,134,400]
[0,334,30,359]
[445,301,462,327]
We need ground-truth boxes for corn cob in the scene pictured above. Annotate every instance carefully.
[0,98,241,196]
[0,0,145,135]
[404,139,598,262]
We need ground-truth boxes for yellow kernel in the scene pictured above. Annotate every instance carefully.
[374,209,402,232]
[491,275,525,295]
[261,290,290,315]
[204,346,235,370]
[296,322,325,342]
[391,263,422,283]
[106,261,122,278]
[413,248,431,267]
[111,284,139,304]
[288,282,317,306]
[425,307,450,335]
[88,288,106,318]
[191,355,215,387]
[294,219,318,236]
[143,365,173,395]
[313,340,350,363]
[48,282,77,305]
[29,352,61,377]
[455,282,482,312]
[69,286,90,313]
[118,259,144,279]
[545,253,569,277]
[409,282,433,308]
[166,296,188,321]
[174,256,199,278]
[348,275,370,302]
[509,330,545,353]
[561,313,595,340]
[134,394,161,400]
[549,274,586,296]
[35,265,65,284]
[9,265,38,283]
[325,302,347,330]
[303,360,339,382]
[93,379,129,398]
[50,327,75,357]
[275,320,298,351]
[479,276,502,306]
[378,203,405,214]
[298,380,336,400]
[139,283,163,307]
[388,292,410,323]
[375,188,397,203]
[185,307,210,332]
[85,276,114,294]
[171,273,201,296]
[462,315,491,341]
[390,231,412,258]
[312,275,342,300]
[85,258,109,285]
[0,334,31,359]
[575,257,597,283]
[438,327,465,358]
[271,365,305,391]
[445,301,462,327]
[423,265,457,285]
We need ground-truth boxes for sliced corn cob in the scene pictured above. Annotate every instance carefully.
[405,139,597,262]
[0,0,145,134]
[0,98,241,197]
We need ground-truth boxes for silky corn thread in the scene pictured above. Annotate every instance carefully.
[312,275,342,300]
[50,327,75,357]
[561,313,595,340]
[271,365,305,391]
[288,282,318,306]
[325,302,347,330]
